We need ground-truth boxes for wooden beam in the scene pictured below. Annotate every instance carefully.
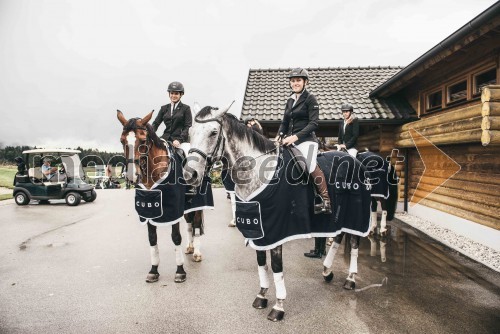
[399,104,481,132]
[395,129,483,147]
[481,85,500,103]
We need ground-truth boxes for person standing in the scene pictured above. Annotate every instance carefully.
[277,68,331,215]
[337,103,359,157]
[152,81,192,150]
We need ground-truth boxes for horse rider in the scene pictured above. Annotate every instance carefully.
[277,68,332,215]
[336,103,359,157]
[152,81,192,156]
[245,116,264,135]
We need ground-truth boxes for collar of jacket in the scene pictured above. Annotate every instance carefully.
[168,101,183,110]
[289,89,309,109]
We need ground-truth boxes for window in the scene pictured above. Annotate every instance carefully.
[447,80,467,104]
[426,90,442,111]
[473,67,497,95]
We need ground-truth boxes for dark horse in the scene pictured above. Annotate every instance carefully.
[321,149,399,289]
[183,104,371,321]
[117,110,210,283]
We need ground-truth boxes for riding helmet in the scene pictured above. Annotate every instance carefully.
[288,68,309,80]
[168,81,185,94]
[341,104,353,112]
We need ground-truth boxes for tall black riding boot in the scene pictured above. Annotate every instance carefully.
[304,238,322,258]
[318,237,327,256]
[311,166,332,214]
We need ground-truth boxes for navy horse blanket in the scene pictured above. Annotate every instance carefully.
[235,149,371,251]
[135,150,214,227]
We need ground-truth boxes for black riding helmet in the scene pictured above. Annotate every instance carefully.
[168,81,184,94]
[341,104,353,112]
[244,116,254,125]
[288,68,309,80]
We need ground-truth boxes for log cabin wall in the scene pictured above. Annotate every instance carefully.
[391,86,500,230]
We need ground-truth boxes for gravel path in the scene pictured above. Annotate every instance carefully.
[395,212,500,273]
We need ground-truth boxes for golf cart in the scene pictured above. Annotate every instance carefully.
[13,148,97,206]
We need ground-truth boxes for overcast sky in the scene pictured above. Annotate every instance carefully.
[0,0,497,152]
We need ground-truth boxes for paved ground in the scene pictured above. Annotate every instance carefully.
[0,188,499,334]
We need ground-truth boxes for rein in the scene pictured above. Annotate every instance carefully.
[189,109,226,175]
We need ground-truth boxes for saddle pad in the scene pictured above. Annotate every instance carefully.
[135,189,163,219]
[235,201,264,240]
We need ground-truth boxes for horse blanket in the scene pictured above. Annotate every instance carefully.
[135,150,214,226]
[235,149,371,250]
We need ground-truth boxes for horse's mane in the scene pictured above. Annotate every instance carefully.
[223,113,275,153]
[145,123,167,150]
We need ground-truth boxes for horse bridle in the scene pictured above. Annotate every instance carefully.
[188,110,226,176]
[121,117,154,181]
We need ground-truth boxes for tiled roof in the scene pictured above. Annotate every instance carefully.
[242,66,414,122]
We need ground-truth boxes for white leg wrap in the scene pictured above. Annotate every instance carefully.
[370,211,378,232]
[186,223,193,244]
[193,236,201,254]
[323,242,339,269]
[230,193,236,218]
[380,210,388,233]
[257,265,270,289]
[380,240,387,263]
[349,248,359,274]
[273,272,286,300]
[150,245,160,266]
[174,245,184,266]
[369,236,377,256]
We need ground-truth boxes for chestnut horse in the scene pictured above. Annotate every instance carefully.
[117,110,208,283]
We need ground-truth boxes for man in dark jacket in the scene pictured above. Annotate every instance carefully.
[152,81,192,148]
[337,103,359,157]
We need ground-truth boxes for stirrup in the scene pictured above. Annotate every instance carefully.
[314,197,332,215]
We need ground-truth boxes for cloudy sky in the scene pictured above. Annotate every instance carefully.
[0,0,497,152]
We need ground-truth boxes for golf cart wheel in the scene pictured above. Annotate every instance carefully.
[14,192,30,206]
[84,190,97,202]
[65,192,81,206]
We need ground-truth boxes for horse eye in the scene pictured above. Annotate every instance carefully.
[210,130,218,136]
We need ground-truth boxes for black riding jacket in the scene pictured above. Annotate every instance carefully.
[152,101,192,143]
[278,89,319,145]
[338,118,359,149]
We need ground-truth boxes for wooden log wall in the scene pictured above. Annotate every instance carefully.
[481,85,500,146]
[407,144,500,230]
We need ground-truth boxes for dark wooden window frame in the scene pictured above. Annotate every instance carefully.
[420,61,498,115]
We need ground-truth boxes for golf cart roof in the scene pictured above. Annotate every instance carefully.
[22,148,81,154]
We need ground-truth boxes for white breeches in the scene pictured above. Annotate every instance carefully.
[295,141,318,172]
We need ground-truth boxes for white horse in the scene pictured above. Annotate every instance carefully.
[183,104,371,321]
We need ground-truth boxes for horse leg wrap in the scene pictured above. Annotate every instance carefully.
[380,210,388,234]
[273,272,286,300]
[370,211,378,233]
[323,242,339,269]
[192,234,202,262]
[349,248,359,275]
[230,193,236,218]
[150,245,160,266]
[380,240,387,263]
[258,265,270,289]
[175,245,184,266]
[186,223,194,243]
[369,235,377,257]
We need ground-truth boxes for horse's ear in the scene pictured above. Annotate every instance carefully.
[193,102,201,114]
[117,110,128,126]
[139,110,154,125]
[211,101,236,118]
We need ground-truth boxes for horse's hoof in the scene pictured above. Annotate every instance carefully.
[145,273,159,283]
[267,308,284,322]
[323,271,334,282]
[193,254,202,262]
[252,296,268,309]
[185,246,194,254]
[326,237,333,246]
[343,280,355,290]
[174,273,186,283]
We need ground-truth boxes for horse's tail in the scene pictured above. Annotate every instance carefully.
[343,234,352,266]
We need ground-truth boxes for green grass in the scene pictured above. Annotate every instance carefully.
[0,193,13,201]
[0,166,17,189]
